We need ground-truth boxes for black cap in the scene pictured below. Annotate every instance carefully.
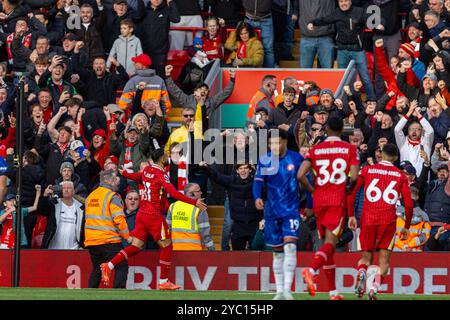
[114,0,127,4]
[58,125,73,135]
[63,33,78,41]
[5,194,16,201]
[314,105,328,114]
[255,106,269,115]
[407,22,420,29]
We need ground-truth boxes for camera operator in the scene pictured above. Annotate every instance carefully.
[41,180,85,249]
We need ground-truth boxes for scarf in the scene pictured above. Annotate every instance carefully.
[123,140,135,172]
[237,42,247,59]
[6,33,31,63]
[167,156,188,194]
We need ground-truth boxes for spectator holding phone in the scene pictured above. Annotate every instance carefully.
[395,100,434,176]
[38,55,79,113]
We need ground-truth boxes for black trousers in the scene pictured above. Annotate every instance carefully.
[149,53,167,79]
[87,243,128,288]
[231,220,259,251]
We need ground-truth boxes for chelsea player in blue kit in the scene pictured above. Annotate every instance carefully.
[253,130,304,300]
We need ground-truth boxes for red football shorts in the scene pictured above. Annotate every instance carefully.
[358,222,397,251]
[131,213,170,243]
[314,205,345,239]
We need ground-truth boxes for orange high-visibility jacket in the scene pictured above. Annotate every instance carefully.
[394,217,431,252]
[247,89,275,121]
[84,186,130,247]
[118,70,171,114]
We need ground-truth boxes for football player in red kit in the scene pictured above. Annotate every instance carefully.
[348,143,413,300]
[101,149,207,290]
[297,116,360,300]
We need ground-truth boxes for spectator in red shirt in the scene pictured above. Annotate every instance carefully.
[201,16,227,62]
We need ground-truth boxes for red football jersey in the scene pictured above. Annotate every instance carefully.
[349,161,413,227]
[122,164,197,217]
[306,137,360,207]
[0,212,14,248]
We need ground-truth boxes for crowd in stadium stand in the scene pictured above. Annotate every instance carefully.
[0,0,449,254]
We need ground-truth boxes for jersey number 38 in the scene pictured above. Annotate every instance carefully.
[316,158,348,186]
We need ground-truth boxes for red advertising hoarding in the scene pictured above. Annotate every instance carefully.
[0,250,446,294]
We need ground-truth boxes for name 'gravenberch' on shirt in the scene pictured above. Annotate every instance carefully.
[314,147,348,155]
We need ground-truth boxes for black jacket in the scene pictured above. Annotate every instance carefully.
[268,102,305,151]
[6,158,45,207]
[397,70,440,112]
[173,0,201,15]
[38,69,77,113]
[72,9,106,65]
[75,60,128,107]
[0,16,48,72]
[81,101,107,141]
[368,0,401,36]
[312,5,367,49]
[136,1,180,55]
[205,166,261,223]
[55,172,88,198]
[101,0,145,53]
[0,5,28,34]
[207,0,241,27]
[35,136,71,185]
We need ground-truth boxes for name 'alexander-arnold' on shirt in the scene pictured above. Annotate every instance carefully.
[367,169,401,177]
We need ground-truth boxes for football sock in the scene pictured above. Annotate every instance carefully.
[323,254,336,292]
[311,242,335,272]
[272,251,285,293]
[109,245,141,270]
[160,244,173,281]
[357,263,368,274]
[283,243,297,293]
[372,273,385,293]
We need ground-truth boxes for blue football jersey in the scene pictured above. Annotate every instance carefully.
[253,149,304,219]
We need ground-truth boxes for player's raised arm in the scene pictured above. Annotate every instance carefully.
[164,178,207,211]
[120,167,142,183]
[297,160,314,194]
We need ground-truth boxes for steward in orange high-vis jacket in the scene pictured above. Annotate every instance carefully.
[84,169,130,288]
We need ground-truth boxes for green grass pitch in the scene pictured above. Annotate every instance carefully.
[1,288,450,300]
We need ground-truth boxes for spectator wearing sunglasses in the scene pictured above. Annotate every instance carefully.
[122,189,157,249]
[164,107,202,155]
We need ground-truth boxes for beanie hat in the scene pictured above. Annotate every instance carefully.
[60,161,74,173]
[105,155,119,166]
[92,129,107,139]
[319,88,334,98]
[400,43,415,57]
[422,73,438,82]
[193,36,203,46]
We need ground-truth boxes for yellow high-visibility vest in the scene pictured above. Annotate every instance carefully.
[170,201,202,250]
